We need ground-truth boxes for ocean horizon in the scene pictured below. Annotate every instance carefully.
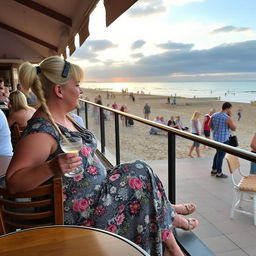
[81,81,256,104]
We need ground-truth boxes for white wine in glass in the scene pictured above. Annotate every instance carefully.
[60,137,84,177]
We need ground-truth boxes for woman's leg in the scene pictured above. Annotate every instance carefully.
[188,145,194,157]
[173,214,199,230]
[164,232,184,256]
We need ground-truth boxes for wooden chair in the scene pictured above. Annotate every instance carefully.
[225,154,256,225]
[11,123,25,149]
[0,176,63,235]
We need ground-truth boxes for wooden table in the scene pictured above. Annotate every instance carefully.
[0,155,12,177]
[0,225,150,256]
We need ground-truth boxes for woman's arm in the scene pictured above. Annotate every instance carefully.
[250,134,256,152]
[7,112,17,127]
[6,132,81,193]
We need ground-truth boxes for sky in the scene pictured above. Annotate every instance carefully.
[69,0,256,83]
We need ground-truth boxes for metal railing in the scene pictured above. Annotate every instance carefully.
[78,99,255,204]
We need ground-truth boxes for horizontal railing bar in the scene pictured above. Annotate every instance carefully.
[80,99,256,162]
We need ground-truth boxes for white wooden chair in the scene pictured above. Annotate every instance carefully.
[225,154,256,225]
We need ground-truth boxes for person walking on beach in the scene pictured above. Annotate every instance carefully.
[143,103,151,119]
[188,111,202,158]
[237,107,242,121]
[202,108,215,148]
[209,102,236,178]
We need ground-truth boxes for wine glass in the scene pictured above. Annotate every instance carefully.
[60,137,84,177]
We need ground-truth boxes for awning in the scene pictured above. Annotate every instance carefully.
[0,0,137,63]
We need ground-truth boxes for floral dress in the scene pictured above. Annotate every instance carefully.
[23,117,175,256]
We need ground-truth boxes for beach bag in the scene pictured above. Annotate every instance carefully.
[229,135,238,147]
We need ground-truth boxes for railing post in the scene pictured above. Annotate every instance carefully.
[114,113,120,165]
[84,102,88,129]
[168,131,176,204]
[99,108,105,153]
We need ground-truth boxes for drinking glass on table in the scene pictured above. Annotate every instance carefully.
[60,137,84,177]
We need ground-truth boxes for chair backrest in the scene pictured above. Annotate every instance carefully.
[0,176,63,235]
[11,123,25,149]
[225,154,240,174]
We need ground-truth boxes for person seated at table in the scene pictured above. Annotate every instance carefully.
[0,109,13,156]
[7,90,36,128]
[0,81,9,105]
[17,83,39,108]
[6,56,198,256]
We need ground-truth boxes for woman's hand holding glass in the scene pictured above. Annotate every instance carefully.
[59,137,84,177]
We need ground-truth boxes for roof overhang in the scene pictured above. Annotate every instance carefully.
[0,0,137,63]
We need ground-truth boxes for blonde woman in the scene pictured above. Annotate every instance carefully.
[188,111,202,158]
[6,56,198,256]
[7,90,36,128]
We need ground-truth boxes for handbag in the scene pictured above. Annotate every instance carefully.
[229,135,239,147]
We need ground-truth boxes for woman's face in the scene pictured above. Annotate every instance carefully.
[62,79,83,111]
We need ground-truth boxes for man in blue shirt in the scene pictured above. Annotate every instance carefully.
[209,102,236,178]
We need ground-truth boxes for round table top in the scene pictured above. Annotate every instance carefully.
[0,225,149,256]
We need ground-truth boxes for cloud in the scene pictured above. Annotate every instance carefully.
[130,53,144,58]
[211,25,250,34]
[84,40,117,51]
[70,39,117,60]
[85,40,256,81]
[70,47,97,60]
[157,41,194,50]
[131,40,146,50]
[128,0,166,17]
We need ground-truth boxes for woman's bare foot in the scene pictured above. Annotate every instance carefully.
[173,203,196,215]
[173,214,199,230]
[164,232,184,256]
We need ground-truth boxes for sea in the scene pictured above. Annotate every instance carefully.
[81,81,256,104]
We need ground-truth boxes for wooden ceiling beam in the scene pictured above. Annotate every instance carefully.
[0,22,58,52]
[14,0,72,27]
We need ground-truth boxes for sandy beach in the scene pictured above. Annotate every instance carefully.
[81,88,255,162]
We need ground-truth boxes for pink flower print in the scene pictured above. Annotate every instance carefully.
[120,181,126,187]
[118,204,125,213]
[122,166,130,172]
[74,173,83,181]
[87,166,98,175]
[150,223,157,233]
[73,199,90,212]
[71,188,78,194]
[136,236,142,244]
[109,173,120,181]
[106,224,117,233]
[128,177,144,190]
[157,182,163,189]
[83,219,95,227]
[161,230,171,241]
[81,146,92,156]
[89,199,94,205]
[95,205,105,216]
[116,213,125,225]
[157,190,163,199]
[129,200,141,214]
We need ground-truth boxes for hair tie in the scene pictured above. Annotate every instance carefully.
[36,66,41,74]
[62,61,70,78]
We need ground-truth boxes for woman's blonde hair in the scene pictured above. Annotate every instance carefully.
[9,90,32,112]
[18,56,84,137]
[191,111,200,121]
